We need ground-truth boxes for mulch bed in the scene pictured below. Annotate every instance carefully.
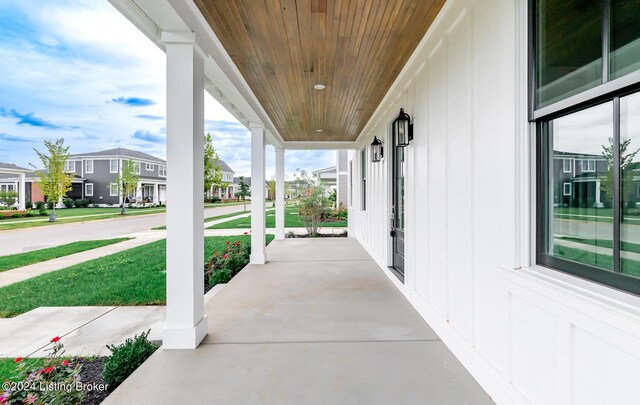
[77,357,109,405]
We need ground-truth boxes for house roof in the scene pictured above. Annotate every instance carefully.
[0,170,84,182]
[0,162,30,172]
[553,151,606,159]
[234,176,267,187]
[69,148,166,163]
[312,166,337,175]
[213,159,235,174]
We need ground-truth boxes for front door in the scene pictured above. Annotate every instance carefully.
[391,139,405,280]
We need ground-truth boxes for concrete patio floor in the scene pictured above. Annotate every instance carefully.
[105,238,493,404]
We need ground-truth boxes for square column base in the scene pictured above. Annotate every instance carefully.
[250,254,266,264]
[275,230,285,240]
[163,315,208,349]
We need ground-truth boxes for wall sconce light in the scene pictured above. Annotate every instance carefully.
[371,136,383,162]
[393,108,413,147]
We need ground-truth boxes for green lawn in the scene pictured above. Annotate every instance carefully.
[0,238,131,272]
[0,358,46,383]
[208,207,347,229]
[553,244,640,277]
[0,235,274,318]
[152,210,253,230]
[0,207,165,231]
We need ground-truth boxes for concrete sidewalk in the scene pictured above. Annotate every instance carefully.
[0,285,224,358]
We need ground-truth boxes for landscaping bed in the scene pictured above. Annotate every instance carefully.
[1,332,158,404]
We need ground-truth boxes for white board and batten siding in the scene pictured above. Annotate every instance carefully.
[347,0,640,404]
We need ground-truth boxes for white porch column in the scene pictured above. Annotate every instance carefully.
[275,148,285,240]
[594,180,604,208]
[250,123,266,264]
[18,173,26,210]
[153,183,159,205]
[162,31,207,349]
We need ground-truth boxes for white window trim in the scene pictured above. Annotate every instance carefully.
[581,159,596,172]
[563,182,572,196]
[110,159,118,174]
[85,159,94,174]
[64,161,75,172]
[109,183,119,197]
[146,163,154,171]
[134,162,141,174]
[159,165,167,177]
[563,159,572,173]
[85,183,94,197]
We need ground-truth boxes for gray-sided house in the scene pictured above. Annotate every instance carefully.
[553,151,609,208]
[207,159,237,200]
[66,148,167,206]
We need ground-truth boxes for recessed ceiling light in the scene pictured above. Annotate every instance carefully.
[314,84,326,90]
[315,129,323,132]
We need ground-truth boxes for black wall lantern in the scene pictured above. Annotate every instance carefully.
[371,136,383,162]
[393,108,413,147]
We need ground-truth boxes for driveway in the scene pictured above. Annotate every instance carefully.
[0,204,251,256]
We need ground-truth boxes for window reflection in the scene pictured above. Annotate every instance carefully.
[536,0,602,107]
[546,102,614,270]
[620,92,640,276]
[610,0,640,80]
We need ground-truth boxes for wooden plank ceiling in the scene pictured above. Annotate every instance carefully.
[195,0,444,142]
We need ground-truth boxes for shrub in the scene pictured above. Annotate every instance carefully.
[63,198,74,209]
[25,211,35,217]
[73,199,83,208]
[35,201,46,210]
[80,198,90,208]
[10,213,22,218]
[0,191,17,206]
[1,336,84,404]
[25,200,31,209]
[102,330,158,391]
[46,201,54,209]
[205,240,250,287]
[210,196,221,203]
[39,208,48,216]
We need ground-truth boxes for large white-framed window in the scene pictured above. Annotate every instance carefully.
[580,159,596,172]
[159,165,166,177]
[110,159,118,173]
[146,163,154,171]
[109,183,119,197]
[85,159,94,174]
[85,183,94,197]
[132,161,141,174]
[534,0,640,295]
[562,158,572,173]
[64,161,75,172]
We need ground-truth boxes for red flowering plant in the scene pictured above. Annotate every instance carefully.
[205,239,250,287]
[1,336,84,404]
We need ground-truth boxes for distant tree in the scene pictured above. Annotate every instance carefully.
[114,159,140,215]
[0,191,17,207]
[204,133,229,200]
[31,138,74,222]
[600,137,640,211]
[236,176,251,211]
[267,176,276,200]
[293,170,329,237]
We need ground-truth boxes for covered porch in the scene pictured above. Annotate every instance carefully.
[105,238,492,403]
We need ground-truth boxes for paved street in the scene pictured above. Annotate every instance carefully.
[0,204,251,256]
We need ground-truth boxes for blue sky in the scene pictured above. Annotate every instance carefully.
[0,0,336,178]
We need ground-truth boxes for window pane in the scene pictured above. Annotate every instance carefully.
[544,101,614,271]
[536,0,603,108]
[610,0,640,80]
[620,92,640,277]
